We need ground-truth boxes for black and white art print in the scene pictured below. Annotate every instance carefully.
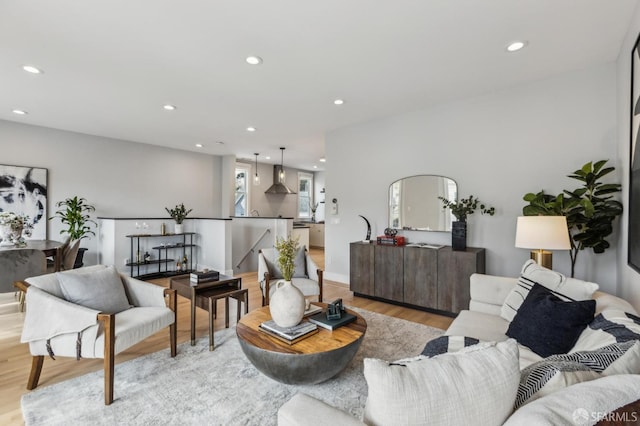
[0,164,47,240]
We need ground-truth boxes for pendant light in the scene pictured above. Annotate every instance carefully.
[253,153,261,186]
[278,147,286,183]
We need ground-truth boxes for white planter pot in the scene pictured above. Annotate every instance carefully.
[175,223,184,234]
[269,280,305,328]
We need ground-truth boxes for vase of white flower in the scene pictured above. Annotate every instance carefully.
[0,212,31,246]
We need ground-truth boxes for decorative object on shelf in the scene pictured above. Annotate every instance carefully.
[165,203,192,234]
[359,215,372,242]
[310,202,318,222]
[515,216,571,269]
[376,234,406,246]
[439,195,495,251]
[253,153,261,186]
[182,254,188,271]
[522,159,622,277]
[269,235,305,327]
[161,223,166,235]
[49,196,96,267]
[0,211,33,246]
[144,251,151,263]
[384,227,397,237]
[0,164,48,240]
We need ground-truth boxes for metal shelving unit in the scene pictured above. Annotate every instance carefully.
[126,232,195,280]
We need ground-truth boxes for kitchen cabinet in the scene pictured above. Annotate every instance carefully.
[309,223,324,248]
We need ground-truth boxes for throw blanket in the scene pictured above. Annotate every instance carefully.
[21,286,99,343]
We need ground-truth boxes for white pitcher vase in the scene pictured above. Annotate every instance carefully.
[269,280,305,328]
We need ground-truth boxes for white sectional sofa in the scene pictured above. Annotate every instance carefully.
[278,262,640,425]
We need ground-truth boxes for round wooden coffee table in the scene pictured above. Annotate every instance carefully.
[236,304,367,385]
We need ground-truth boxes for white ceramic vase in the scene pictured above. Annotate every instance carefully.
[0,224,14,246]
[175,223,184,234]
[269,280,305,328]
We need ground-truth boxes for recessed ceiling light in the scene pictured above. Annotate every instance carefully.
[313,165,318,169]
[319,157,326,163]
[216,141,225,145]
[12,109,27,115]
[246,56,263,65]
[163,104,176,111]
[195,143,203,148]
[22,65,42,74]
[334,99,345,105]
[506,41,527,52]
[265,156,271,160]
[246,126,256,132]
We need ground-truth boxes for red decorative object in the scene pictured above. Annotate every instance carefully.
[376,235,406,246]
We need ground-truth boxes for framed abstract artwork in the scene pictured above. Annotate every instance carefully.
[0,164,48,240]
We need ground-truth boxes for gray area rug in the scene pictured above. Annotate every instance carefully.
[21,307,443,425]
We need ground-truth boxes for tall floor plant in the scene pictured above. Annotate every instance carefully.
[522,160,622,277]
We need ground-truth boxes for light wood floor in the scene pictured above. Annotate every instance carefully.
[0,249,453,425]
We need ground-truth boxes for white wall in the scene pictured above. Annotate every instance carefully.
[0,119,223,265]
[616,4,640,311]
[325,64,620,294]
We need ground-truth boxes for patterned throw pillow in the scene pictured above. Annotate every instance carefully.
[421,335,481,357]
[500,260,599,322]
[515,340,640,408]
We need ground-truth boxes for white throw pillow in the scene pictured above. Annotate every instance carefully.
[57,265,131,313]
[363,339,520,426]
[500,260,599,322]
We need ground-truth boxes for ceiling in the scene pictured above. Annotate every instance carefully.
[1,1,638,171]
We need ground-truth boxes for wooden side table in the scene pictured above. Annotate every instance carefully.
[170,275,245,349]
[205,287,248,350]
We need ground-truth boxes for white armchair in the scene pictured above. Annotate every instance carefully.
[258,247,323,306]
[15,265,177,405]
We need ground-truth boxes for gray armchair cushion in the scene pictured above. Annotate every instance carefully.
[263,246,307,279]
[57,265,131,313]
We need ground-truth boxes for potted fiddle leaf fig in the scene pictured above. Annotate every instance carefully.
[522,160,622,277]
[50,196,97,267]
[438,195,495,251]
[165,203,192,234]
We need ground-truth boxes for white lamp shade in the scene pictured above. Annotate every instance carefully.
[515,216,571,250]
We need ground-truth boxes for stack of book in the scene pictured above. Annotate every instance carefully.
[259,320,318,345]
[190,270,220,286]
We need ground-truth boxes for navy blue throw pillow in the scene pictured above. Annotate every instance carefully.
[506,283,596,358]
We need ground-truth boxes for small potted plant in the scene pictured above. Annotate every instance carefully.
[50,196,96,266]
[165,203,192,234]
[269,235,305,327]
[439,195,495,251]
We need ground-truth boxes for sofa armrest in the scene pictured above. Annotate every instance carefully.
[305,253,321,282]
[120,275,167,307]
[278,393,364,426]
[469,273,517,313]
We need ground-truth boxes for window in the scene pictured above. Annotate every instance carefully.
[298,172,313,219]
[235,165,250,216]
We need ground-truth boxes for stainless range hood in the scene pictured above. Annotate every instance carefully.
[265,165,296,194]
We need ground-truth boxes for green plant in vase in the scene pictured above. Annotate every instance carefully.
[275,234,300,281]
[439,195,495,251]
[50,196,96,240]
[165,203,192,234]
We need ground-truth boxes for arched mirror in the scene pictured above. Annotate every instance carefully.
[388,175,457,232]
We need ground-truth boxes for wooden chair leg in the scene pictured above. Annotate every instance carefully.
[99,313,115,405]
[165,288,177,357]
[318,269,324,303]
[26,355,44,390]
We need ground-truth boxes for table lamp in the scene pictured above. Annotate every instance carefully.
[515,216,571,269]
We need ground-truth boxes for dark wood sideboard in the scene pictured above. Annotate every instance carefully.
[349,242,485,315]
